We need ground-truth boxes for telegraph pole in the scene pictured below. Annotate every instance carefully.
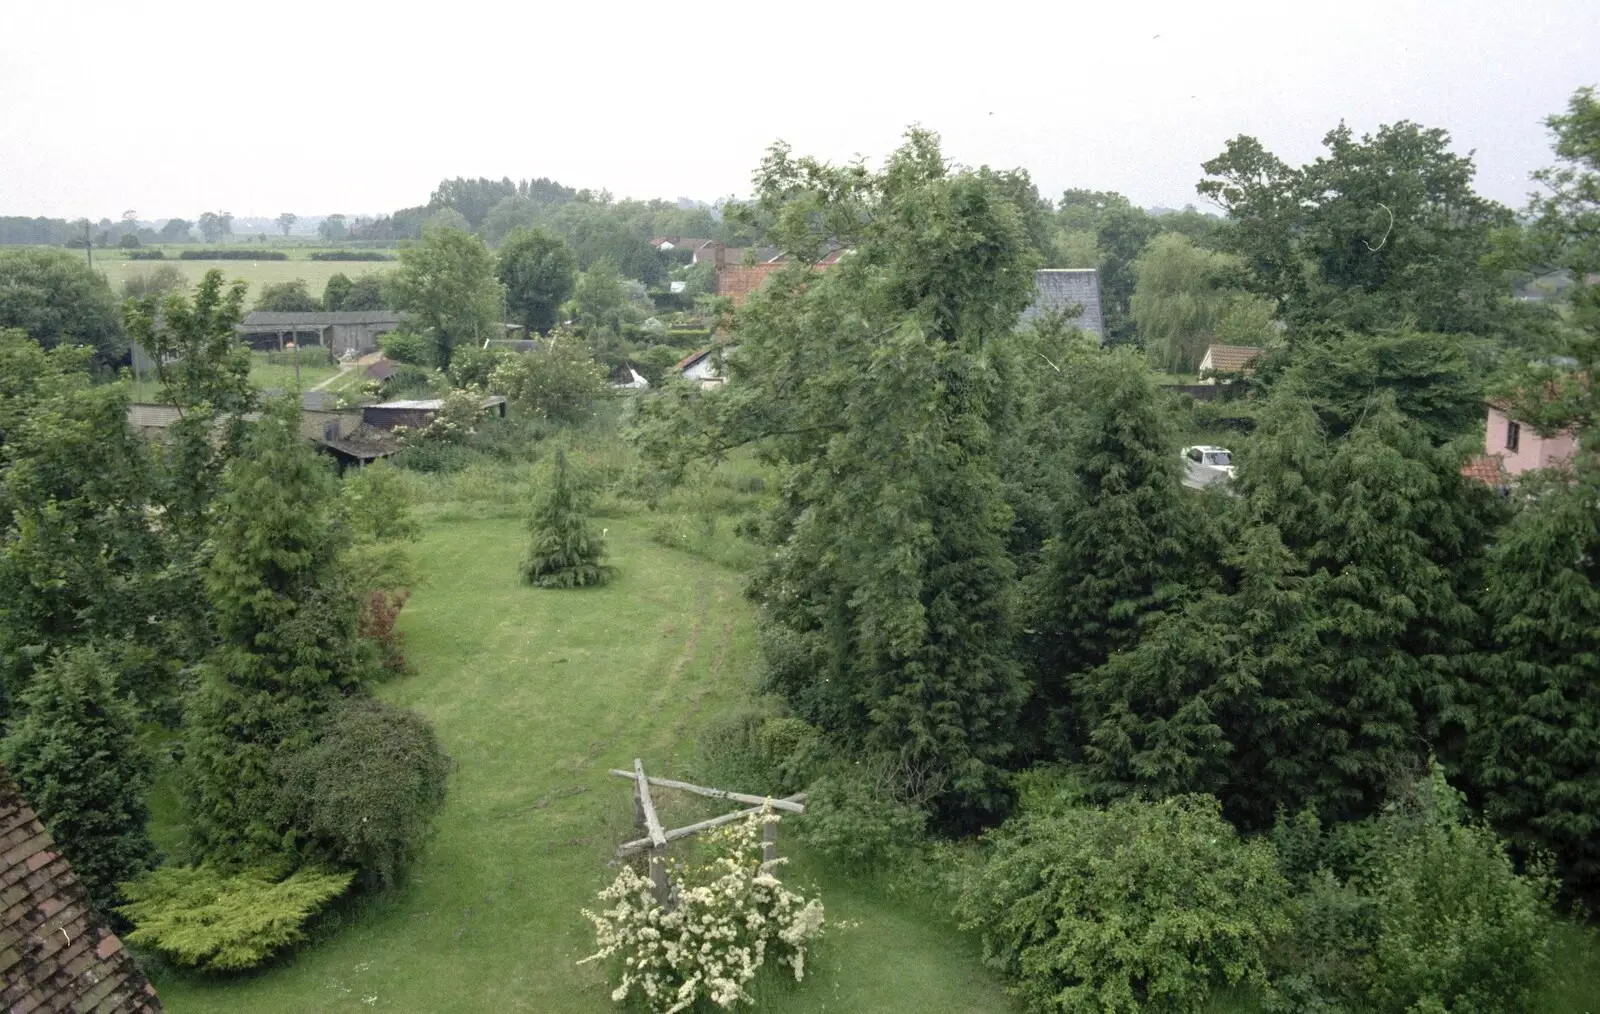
[83,220,92,270]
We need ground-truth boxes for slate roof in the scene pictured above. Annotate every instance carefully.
[240,311,401,329]
[1200,344,1264,375]
[1019,269,1105,340]
[1,766,164,1013]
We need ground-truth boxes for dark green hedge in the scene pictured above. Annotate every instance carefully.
[178,249,288,260]
[127,250,166,260]
[309,251,394,262]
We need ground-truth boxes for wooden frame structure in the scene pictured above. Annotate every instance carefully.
[610,760,806,904]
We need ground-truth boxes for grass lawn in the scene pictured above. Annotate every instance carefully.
[151,516,1015,1013]
[126,352,344,403]
[95,252,392,302]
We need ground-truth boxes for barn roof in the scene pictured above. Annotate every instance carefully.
[240,311,401,329]
[1019,269,1105,339]
[1,766,164,1013]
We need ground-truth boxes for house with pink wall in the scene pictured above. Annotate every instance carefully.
[1483,404,1578,476]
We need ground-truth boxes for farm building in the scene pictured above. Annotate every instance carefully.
[362,395,508,431]
[126,403,401,469]
[1018,269,1105,340]
[1,764,165,1013]
[237,311,402,357]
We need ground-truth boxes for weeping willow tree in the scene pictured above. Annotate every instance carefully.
[522,450,613,588]
[1131,233,1270,373]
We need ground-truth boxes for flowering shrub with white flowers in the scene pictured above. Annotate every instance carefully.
[579,811,826,1013]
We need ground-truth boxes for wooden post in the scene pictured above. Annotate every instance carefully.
[650,853,670,905]
[762,817,777,866]
[633,785,646,830]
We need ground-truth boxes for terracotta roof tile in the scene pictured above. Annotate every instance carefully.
[0,766,163,1013]
[1461,454,1508,485]
[1201,344,1264,374]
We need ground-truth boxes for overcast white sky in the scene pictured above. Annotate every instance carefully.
[2,0,1595,221]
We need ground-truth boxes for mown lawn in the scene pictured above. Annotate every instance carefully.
[152,516,1015,1013]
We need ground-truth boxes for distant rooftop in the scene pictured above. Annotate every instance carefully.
[1019,269,1104,339]
[241,311,401,329]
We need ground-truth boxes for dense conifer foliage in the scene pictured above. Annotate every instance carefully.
[521,449,613,587]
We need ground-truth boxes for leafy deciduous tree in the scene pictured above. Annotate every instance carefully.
[388,226,502,369]
[497,226,577,337]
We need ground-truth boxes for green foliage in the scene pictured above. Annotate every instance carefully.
[0,247,125,364]
[1266,767,1553,1013]
[321,272,352,311]
[182,399,364,861]
[487,331,607,423]
[1275,325,1484,443]
[275,697,450,887]
[0,331,165,716]
[521,450,612,588]
[1024,349,1215,754]
[1082,397,1492,827]
[253,278,320,313]
[497,226,577,336]
[1528,86,1600,278]
[639,129,1036,822]
[796,768,929,874]
[378,327,434,367]
[343,460,420,544]
[1,646,156,910]
[118,863,353,972]
[121,263,187,301]
[574,259,627,334]
[1468,464,1600,899]
[1132,233,1260,373]
[446,344,511,389]
[1199,121,1514,337]
[389,225,503,369]
[958,794,1291,1014]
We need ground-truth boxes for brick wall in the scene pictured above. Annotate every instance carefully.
[1,768,162,1013]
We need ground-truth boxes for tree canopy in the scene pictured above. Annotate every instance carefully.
[388,226,502,369]
[0,248,125,364]
[497,226,577,336]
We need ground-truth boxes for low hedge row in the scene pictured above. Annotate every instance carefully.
[309,251,394,261]
[178,249,288,260]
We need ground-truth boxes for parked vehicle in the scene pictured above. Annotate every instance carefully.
[1182,445,1235,478]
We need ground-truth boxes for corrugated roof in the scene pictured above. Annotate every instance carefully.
[241,311,401,328]
[1019,269,1105,339]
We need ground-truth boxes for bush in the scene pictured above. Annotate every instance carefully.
[488,330,608,423]
[1265,766,1553,1013]
[379,328,434,366]
[127,249,165,260]
[958,795,1291,1014]
[796,770,927,874]
[275,697,451,887]
[178,249,288,260]
[448,344,514,390]
[358,588,411,676]
[309,251,393,261]
[579,812,826,1013]
[118,863,353,972]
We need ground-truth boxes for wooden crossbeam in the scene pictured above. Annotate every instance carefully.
[607,769,807,814]
[634,759,667,848]
[617,792,807,857]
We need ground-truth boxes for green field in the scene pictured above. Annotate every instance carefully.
[151,516,1016,1013]
[92,249,393,301]
[127,351,345,403]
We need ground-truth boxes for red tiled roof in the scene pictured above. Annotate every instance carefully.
[1461,454,1508,485]
[1,766,163,1013]
[716,263,784,305]
[1201,344,1264,374]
